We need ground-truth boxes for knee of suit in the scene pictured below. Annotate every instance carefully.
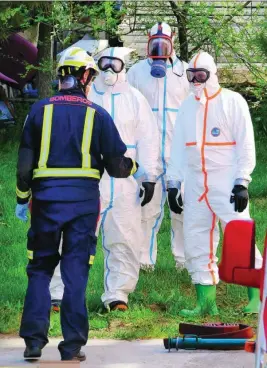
[60,266,89,295]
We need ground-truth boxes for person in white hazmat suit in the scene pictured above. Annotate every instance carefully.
[167,51,263,316]
[127,22,190,271]
[88,47,159,311]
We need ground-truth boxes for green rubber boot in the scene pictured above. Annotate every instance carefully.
[180,284,219,317]
[243,287,260,314]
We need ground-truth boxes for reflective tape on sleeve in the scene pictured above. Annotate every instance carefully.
[130,160,137,175]
[89,255,95,265]
[27,250,33,260]
[16,187,31,199]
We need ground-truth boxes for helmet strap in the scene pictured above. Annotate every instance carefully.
[80,69,96,91]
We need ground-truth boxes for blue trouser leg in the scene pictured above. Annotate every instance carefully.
[19,200,98,358]
[58,212,98,359]
[20,201,61,348]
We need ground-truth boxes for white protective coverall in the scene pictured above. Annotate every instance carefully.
[88,47,159,306]
[167,51,262,285]
[127,22,190,268]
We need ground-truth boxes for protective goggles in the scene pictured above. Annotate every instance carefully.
[186,68,210,83]
[97,56,124,73]
[147,36,173,59]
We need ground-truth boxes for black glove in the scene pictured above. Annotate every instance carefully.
[139,182,155,207]
[168,188,183,214]
[230,185,248,212]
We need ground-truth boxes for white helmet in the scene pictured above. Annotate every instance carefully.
[57,47,99,77]
[149,22,173,38]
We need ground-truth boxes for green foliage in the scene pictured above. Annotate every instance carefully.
[0,102,30,146]
[0,3,30,39]
[0,1,124,94]
[1,1,267,87]
[0,1,124,46]
[122,1,267,80]
[249,16,267,137]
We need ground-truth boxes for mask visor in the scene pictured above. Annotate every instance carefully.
[186,68,210,83]
[147,36,172,59]
[98,57,124,73]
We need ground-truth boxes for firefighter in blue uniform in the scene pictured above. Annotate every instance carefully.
[15,47,148,362]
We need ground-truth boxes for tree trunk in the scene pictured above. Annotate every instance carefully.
[37,22,53,98]
[109,36,123,47]
[170,1,190,62]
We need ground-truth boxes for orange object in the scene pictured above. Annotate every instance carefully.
[52,305,60,313]
[29,199,32,213]
[245,340,256,353]
[218,220,261,289]
[193,53,201,68]
[205,142,236,146]
[112,304,128,312]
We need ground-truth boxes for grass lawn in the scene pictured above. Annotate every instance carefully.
[0,129,266,340]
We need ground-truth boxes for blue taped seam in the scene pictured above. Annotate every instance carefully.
[162,75,167,174]
[93,84,105,95]
[101,211,110,290]
[149,176,166,264]
[126,144,136,149]
[149,76,168,262]
[165,108,179,112]
[171,227,175,245]
[101,93,117,291]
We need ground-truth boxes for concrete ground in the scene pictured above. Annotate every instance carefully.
[0,337,255,368]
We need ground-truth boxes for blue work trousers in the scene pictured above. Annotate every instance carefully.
[19,199,99,360]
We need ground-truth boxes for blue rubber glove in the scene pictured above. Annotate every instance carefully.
[15,203,29,222]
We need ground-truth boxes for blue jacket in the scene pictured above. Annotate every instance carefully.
[16,90,137,204]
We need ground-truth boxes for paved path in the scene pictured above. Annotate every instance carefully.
[0,337,255,368]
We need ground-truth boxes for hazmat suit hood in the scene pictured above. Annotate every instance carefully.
[148,22,182,78]
[93,47,135,95]
[188,52,220,100]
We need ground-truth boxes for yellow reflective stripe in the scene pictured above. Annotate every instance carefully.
[130,160,137,175]
[16,187,31,199]
[38,104,54,169]
[70,48,81,56]
[33,168,100,179]
[89,255,95,265]
[27,250,33,260]
[82,108,95,168]
[62,60,88,68]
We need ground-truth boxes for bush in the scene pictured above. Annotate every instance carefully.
[0,101,31,148]
[222,83,267,138]
[248,86,267,138]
